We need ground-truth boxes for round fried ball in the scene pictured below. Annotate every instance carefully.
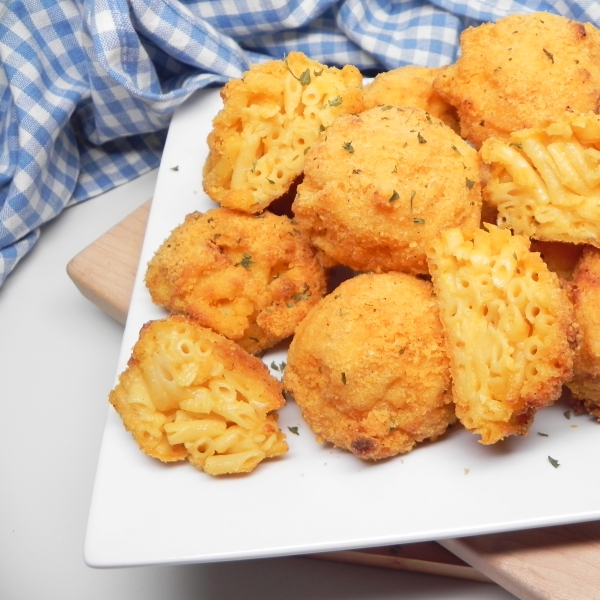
[292,106,482,275]
[283,272,456,460]
[433,12,600,149]
[362,65,459,132]
[145,208,327,355]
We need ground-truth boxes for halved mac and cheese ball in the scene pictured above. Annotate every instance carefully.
[293,106,482,274]
[203,52,364,213]
[427,225,576,444]
[283,273,456,460]
[362,65,459,132]
[566,246,600,419]
[109,316,288,476]
[145,208,327,355]
[434,13,600,149]
[481,112,600,248]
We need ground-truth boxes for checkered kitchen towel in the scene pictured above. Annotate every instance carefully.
[1,0,599,286]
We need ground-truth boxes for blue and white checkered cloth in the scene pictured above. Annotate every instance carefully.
[1,0,599,286]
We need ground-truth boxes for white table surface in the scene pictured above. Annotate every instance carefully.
[0,169,518,600]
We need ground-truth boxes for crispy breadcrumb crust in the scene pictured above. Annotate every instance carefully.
[203,52,364,213]
[283,273,456,460]
[566,246,600,418]
[434,13,600,149]
[362,65,459,132]
[292,106,482,275]
[109,315,288,475]
[145,208,327,355]
[427,226,576,444]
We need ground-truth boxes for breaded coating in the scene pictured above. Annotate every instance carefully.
[203,52,364,213]
[362,65,459,132]
[145,208,327,355]
[427,225,575,444]
[109,315,288,476]
[434,13,600,149]
[283,273,456,460]
[292,106,482,275]
[481,112,600,248]
[566,246,600,418]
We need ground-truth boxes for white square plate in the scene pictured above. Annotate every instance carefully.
[85,87,600,568]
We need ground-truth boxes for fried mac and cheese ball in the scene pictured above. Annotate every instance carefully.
[293,106,482,275]
[481,112,600,248]
[109,316,288,476]
[362,65,459,132]
[434,13,600,149]
[145,208,327,355]
[203,52,364,213]
[283,273,456,460]
[427,226,575,444]
[566,246,600,419]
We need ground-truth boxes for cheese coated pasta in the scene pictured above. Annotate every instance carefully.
[481,112,600,248]
[109,315,288,475]
[427,225,575,444]
[203,51,364,213]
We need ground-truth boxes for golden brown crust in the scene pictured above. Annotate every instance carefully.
[292,106,482,275]
[434,13,600,148]
[203,52,364,213]
[145,208,327,354]
[427,226,575,444]
[283,273,456,460]
[109,315,288,475]
[362,65,459,132]
[566,246,600,416]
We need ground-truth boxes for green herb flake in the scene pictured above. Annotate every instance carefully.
[537,432,549,437]
[451,145,461,154]
[249,336,260,343]
[466,178,475,190]
[417,132,427,144]
[342,141,354,153]
[288,426,299,435]
[304,147,311,155]
[410,190,416,213]
[170,165,179,171]
[564,410,572,420]
[543,48,554,63]
[389,190,400,204]
[413,217,425,225]
[548,456,560,468]
[381,105,393,111]
[267,178,275,185]
[391,164,397,174]
[237,253,254,269]
[509,142,523,149]
[299,68,311,86]
[341,372,347,384]
[328,96,342,107]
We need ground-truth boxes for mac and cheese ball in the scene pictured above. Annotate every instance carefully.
[566,246,600,419]
[481,112,600,248]
[427,225,576,444]
[362,65,459,132]
[203,52,364,213]
[433,13,600,149]
[292,106,482,274]
[145,208,327,355]
[109,315,288,476]
[283,273,456,460]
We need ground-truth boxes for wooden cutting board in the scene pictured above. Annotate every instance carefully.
[67,201,600,598]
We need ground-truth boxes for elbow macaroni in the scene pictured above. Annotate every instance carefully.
[481,112,600,247]
[109,315,288,475]
[427,225,574,444]
[202,52,364,213]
